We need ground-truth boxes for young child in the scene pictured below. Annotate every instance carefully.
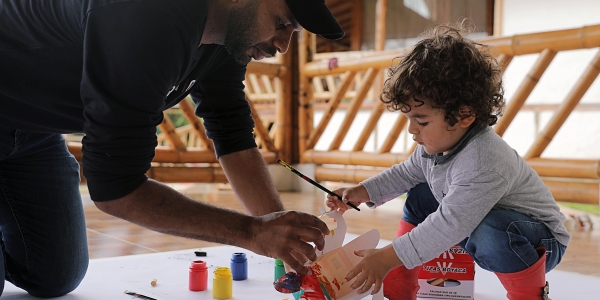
[326,23,569,300]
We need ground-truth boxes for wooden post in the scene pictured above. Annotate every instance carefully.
[372,0,387,108]
[298,30,315,156]
[277,47,294,163]
[374,0,387,52]
[493,0,503,36]
[351,0,364,51]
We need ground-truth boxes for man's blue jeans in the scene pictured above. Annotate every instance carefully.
[0,125,88,297]
[403,183,566,273]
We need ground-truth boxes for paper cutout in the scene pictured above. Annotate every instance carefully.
[278,207,384,300]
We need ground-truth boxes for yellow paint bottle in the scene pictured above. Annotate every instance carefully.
[212,267,233,299]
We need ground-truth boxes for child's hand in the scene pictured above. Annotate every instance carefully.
[345,245,403,295]
[325,185,370,214]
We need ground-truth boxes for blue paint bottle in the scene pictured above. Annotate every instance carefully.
[230,253,248,281]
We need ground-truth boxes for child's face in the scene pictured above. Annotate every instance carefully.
[404,95,474,155]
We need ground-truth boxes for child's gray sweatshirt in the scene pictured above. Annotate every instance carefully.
[361,126,570,269]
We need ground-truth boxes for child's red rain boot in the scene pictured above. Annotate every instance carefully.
[383,220,420,300]
[495,247,551,300]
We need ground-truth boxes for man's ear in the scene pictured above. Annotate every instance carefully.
[457,106,476,128]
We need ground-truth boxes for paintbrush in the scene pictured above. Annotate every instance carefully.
[124,290,159,300]
[276,159,360,212]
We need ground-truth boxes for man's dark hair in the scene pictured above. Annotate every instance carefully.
[380,20,505,127]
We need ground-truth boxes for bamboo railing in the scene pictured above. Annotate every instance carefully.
[65,25,600,204]
[67,58,290,183]
[299,24,600,205]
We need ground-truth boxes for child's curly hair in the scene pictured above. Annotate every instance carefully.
[380,21,505,127]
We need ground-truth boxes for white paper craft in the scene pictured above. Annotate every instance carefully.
[308,208,384,300]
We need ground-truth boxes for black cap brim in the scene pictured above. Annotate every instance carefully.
[285,0,344,40]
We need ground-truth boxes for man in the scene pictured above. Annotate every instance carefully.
[0,0,344,297]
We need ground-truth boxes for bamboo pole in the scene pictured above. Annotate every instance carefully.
[306,71,357,150]
[158,112,187,152]
[304,51,404,77]
[496,53,513,74]
[372,0,387,107]
[325,75,337,95]
[147,166,228,183]
[542,179,599,205]
[364,0,387,151]
[178,98,214,152]
[314,166,383,184]
[67,143,277,163]
[351,0,364,51]
[303,24,600,78]
[301,149,409,166]
[298,30,315,154]
[313,166,599,204]
[246,61,288,77]
[527,157,600,179]
[493,0,503,36]
[299,148,600,179]
[261,75,274,94]
[353,101,385,151]
[378,114,408,153]
[485,24,600,57]
[245,93,277,152]
[329,67,379,151]
[247,74,262,95]
[313,77,325,94]
[495,49,556,137]
[375,0,387,51]
[245,94,277,101]
[525,49,600,159]
[277,49,293,163]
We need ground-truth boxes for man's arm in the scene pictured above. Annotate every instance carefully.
[94,179,329,274]
[218,147,284,215]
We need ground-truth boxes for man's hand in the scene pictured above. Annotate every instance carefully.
[248,210,330,275]
[345,245,403,295]
[325,185,370,214]
[95,180,330,275]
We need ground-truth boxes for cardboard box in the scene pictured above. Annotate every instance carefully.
[417,245,475,299]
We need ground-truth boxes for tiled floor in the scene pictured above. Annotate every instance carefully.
[81,183,600,277]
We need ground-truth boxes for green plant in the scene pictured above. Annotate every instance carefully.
[557,202,600,215]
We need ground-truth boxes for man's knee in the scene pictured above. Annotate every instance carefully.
[25,259,88,298]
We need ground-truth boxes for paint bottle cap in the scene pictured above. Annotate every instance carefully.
[214,267,233,278]
[274,259,286,282]
[190,260,208,271]
[231,253,247,263]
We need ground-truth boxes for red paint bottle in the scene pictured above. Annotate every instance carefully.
[189,260,208,291]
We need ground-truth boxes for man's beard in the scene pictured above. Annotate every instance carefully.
[224,0,276,65]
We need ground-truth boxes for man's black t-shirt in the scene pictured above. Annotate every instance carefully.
[0,0,256,201]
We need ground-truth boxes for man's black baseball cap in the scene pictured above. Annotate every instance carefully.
[285,0,344,40]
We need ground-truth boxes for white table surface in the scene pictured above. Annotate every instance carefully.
[2,235,598,299]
